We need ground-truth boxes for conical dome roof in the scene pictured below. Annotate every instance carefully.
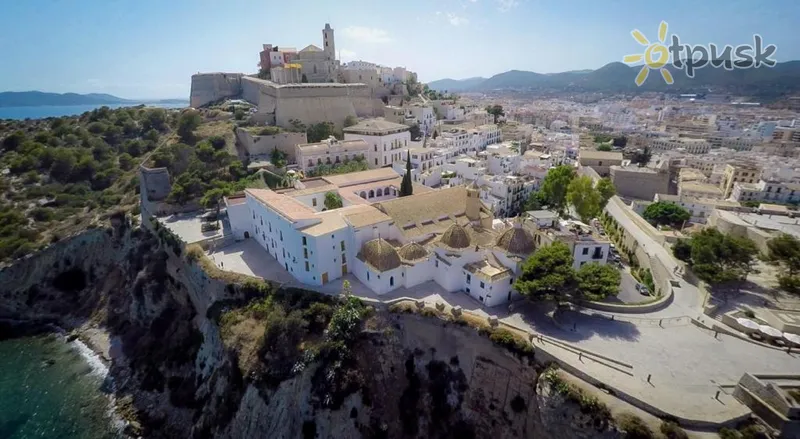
[359,238,401,272]
[398,242,429,262]
[440,223,471,249]
[496,226,535,255]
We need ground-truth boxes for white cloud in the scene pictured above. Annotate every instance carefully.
[341,26,393,44]
[339,49,357,60]
[447,13,470,26]
[495,0,519,12]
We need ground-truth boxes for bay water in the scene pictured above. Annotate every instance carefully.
[0,333,122,439]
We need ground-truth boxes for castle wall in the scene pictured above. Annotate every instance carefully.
[234,128,307,161]
[189,73,244,108]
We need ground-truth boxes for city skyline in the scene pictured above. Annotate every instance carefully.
[1,0,799,99]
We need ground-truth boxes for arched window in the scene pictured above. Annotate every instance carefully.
[326,157,331,164]
[390,276,394,286]
[376,188,383,197]
[384,187,390,196]
[369,190,375,198]
[360,191,367,198]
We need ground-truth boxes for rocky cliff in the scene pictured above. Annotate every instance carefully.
[0,221,614,439]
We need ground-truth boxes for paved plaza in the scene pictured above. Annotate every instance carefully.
[160,212,222,244]
[206,236,800,424]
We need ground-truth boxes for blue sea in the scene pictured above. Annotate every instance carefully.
[0,102,187,120]
[0,333,122,439]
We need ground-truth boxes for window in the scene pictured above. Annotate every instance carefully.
[342,254,347,263]
[510,278,513,285]
[435,260,439,267]
[367,272,370,280]
[582,247,589,255]
[280,231,283,241]
[480,281,485,288]
[312,198,317,207]
[369,190,375,198]
[466,274,471,284]
[340,241,345,251]
[305,261,309,271]
[269,223,272,232]
[260,218,263,226]
[304,248,308,258]
[390,276,394,286]
[302,236,307,246]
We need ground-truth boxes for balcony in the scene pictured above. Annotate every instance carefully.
[591,251,605,260]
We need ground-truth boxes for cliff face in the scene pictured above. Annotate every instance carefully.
[0,223,610,439]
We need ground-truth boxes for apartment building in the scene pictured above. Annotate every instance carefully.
[295,138,369,173]
[650,137,711,155]
[719,162,762,198]
[729,180,800,205]
[579,150,624,177]
[343,119,411,168]
[773,127,800,143]
[534,220,610,270]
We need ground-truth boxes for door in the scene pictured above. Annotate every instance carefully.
[322,272,329,284]
[341,264,347,276]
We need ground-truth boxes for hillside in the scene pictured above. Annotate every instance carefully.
[427,60,800,96]
[426,77,487,92]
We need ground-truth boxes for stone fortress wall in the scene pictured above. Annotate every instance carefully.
[189,73,385,129]
[190,73,244,108]
[234,128,308,161]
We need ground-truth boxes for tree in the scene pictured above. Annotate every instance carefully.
[324,191,343,210]
[343,115,358,128]
[576,263,621,301]
[672,239,692,262]
[523,191,546,211]
[540,165,576,216]
[612,135,628,147]
[409,124,422,140]
[270,147,287,168]
[118,153,134,171]
[177,110,202,141]
[765,233,800,276]
[514,242,576,300]
[306,122,336,143]
[631,146,652,167]
[681,228,759,285]
[486,105,505,123]
[400,151,413,197]
[596,144,612,152]
[642,202,690,228]
[567,175,602,222]
[201,187,230,214]
[2,130,26,151]
[596,178,615,207]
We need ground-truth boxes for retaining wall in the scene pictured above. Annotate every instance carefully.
[189,73,244,108]
[234,128,307,160]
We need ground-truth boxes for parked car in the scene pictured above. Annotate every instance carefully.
[636,283,650,295]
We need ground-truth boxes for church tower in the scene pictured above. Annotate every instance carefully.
[466,181,481,222]
[323,23,336,62]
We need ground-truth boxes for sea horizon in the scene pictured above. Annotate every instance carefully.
[0,102,188,121]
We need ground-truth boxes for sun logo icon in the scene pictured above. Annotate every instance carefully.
[623,21,675,86]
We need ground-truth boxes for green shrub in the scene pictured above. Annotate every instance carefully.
[617,413,653,438]
[778,274,800,295]
[488,328,534,356]
[660,421,688,439]
[718,427,740,439]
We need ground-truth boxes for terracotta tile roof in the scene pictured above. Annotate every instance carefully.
[343,118,410,135]
[322,168,401,187]
[246,188,316,222]
[342,205,392,228]
[373,186,469,238]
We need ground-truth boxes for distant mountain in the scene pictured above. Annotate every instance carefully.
[427,77,487,92]
[0,91,188,108]
[426,61,800,96]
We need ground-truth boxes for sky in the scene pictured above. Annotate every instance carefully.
[0,0,798,99]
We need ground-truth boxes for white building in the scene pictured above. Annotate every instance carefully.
[343,119,411,168]
[408,105,436,135]
[296,137,369,174]
[225,181,547,307]
[654,193,743,224]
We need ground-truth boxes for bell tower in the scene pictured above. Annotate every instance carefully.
[323,23,336,62]
[466,181,481,221]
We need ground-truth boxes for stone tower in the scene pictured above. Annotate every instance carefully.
[323,23,336,62]
[466,181,481,221]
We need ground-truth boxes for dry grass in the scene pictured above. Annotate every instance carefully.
[219,313,265,376]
